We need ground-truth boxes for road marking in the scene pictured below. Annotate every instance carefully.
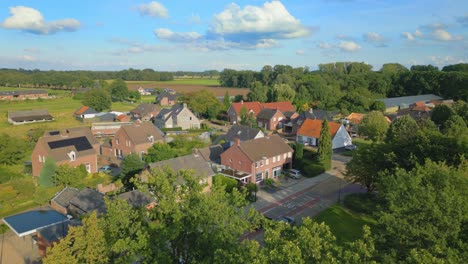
[258,184,318,213]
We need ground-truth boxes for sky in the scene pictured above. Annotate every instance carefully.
[0,0,467,71]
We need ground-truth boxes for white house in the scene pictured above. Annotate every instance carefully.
[296,119,352,149]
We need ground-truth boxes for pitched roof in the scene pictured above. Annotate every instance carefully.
[69,188,106,215]
[377,94,443,109]
[223,124,263,142]
[157,91,179,101]
[37,127,98,162]
[130,103,160,116]
[147,154,215,179]
[396,108,431,121]
[116,114,130,122]
[96,113,116,122]
[51,187,79,208]
[297,119,341,139]
[236,134,293,161]
[261,101,295,112]
[74,106,98,115]
[121,122,165,145]
[37,219,81,243]
[230,102,263,116]
[195,145,224,164]
[257,108,284,120]
[8,109,53,122]
[347,113,366,124]
[117,190,155,208]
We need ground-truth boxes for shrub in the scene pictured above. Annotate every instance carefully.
[302,162,325,178]
[264,178,275,186]
[213,175,238,193]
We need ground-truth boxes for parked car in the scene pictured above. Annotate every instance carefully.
[286,169,302,179]
[277,216,296,225]
[345,144,357,151]
[98,165,112,174]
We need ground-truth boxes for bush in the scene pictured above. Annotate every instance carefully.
[161,127,183,132]
[301,162,325,178]
[213,175,238,193]
[264,178,275,186]
[343,193,378,215]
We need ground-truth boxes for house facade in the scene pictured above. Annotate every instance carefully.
[74,106,99,119]
[227,101,295,124]
[256,108,286,130]
[154,104,200,130]
[0,90,48,100]
[220,135,294,184]
[156,91,179,106]
[32,127,99,177]
[112,122,165,158]
[130,103,161,121]
[296,119,352,149]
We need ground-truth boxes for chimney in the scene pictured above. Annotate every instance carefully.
[234,138,241,146]
[308,108,313,113]
[183,103,187,108]
[241,100,244,104]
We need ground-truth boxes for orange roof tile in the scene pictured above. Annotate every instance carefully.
[297,119,341,138]
[261,101,295,112]
[412,105,431,111]
[347,113,366,124]
[231,102,263,116]
[414,101,425,106]
[75,106,89,115]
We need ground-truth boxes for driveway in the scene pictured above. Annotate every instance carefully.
[0,231,41,264]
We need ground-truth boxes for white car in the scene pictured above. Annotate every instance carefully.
[286,169,302,179]
[98,165,112,174]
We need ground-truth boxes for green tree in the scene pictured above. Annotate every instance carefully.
[452,100,468,122]
[370,100,386,112]
[213,175,238,193]
[431,104,455,129]
[376,160,468,261]
[317,119,332,170]
[82,88,112,112]
[183,89,223,119]
[443,114,467,138]
[223,91,231,110]
[39,158,56,187]
[247,81,268,102]
[385,115,419,144]
[271,83,296,102]
[0,133,27,165]
[143,143,177,163]
[120,154,145,188]
[109,79,129,101]
[239,106,257,127]
[55,164,87,187]
[294,142,304,165]
[359,111,389,141]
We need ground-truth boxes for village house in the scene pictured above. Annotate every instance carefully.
[227,101,295,124]
[50,187,80,215]
[141,153,215,192]
[32,127,99,177]
[74,106,99,120]
[68,188,107,217]
[376,94,443,113]
[8,109,54,125]
[137,87,153,96]
[296,119,352,149]
[220,135,294,184]
[156,91,179,106]
[130,103,161,121]
[0,89,48,100]
[256,108,286,130]
[213,124,264,146]
[154,103,200,130]
[112,122,165,158]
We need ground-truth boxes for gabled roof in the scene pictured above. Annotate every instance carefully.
[157,91,179,101]
[261,101,295,112]
[117,190,155,208]
[69,188,106,215]
[230,102,263,116]
[147,154,215,179]
[154,104,190,122]
[96,112,116,122]
[130,103,160,116]
[74,106,98,115]
[347,113,366,124]
[297,119,341,139]
[51,187,79,208]
[396,108,431,121]
[377,94,443,109]
[194,145,224,164]
[222,124,263,143]
[116,114,131,122]
[121,122,164,145]
[8,109,53,122]
[234,134,293,162]
[256,108,285,120]
[296,109,335,122]
[37,127,98,162]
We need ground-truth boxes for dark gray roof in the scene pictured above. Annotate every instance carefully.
[377,94,443,109]
[130,103,160,116]
[37,219,81,243]
[8,109,53,122]
[296,109,334,122]
[283,111,297,119]
[69,188,106,215]
[147,154,215,179]
[157,91,179,101]
[195,145,224,164]
[221,124,262,143]
[51,187,79,208]
[0,89,47,96]
[257,108,282,120]
[117,190,154,208]
[155,104,184,121]
[97,113,116,122]
[396,108,431,121]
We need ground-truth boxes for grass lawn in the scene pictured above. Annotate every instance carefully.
[314,204,376,244]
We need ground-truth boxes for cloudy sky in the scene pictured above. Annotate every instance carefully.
[0,0,467,71]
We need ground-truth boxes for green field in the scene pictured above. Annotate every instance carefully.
[314,204,376,244]
[125,78,220,86]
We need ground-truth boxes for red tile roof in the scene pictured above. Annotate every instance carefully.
[297,119,341,138]
[347,113,366,124]
[231,102,263,116]
[74,106,89,115]
[412,105,431,111]
[116,114,130,122]
[261,101,295,112]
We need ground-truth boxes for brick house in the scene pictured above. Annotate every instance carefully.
[32,127,99,177]
[154,103,200,130]
[256,108,286,130]
[0,89,48,100]
[156,91,179,106]
[220,134,294,184]
[130,103,161,121]
[112,122,165,158]
[227,101,295,124]
[50,187,79,215]
[213,124,264,146]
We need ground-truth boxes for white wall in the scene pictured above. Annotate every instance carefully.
[332,125,352,149]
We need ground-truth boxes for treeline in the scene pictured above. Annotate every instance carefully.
[0,68,173,89]
[219,63,468,114]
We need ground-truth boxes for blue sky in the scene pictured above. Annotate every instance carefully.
[0,0,467,71]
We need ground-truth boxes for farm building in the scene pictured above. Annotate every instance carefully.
[8,109,54,125]
[376,94,443,113]
[0,89,48,100]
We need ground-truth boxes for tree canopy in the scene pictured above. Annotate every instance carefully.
[82,88,112,112]
[359,111,389,141]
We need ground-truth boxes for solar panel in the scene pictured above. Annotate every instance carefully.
[49,131,60,136]
[47,136,93,151]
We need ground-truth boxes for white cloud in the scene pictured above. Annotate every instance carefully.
[432,29,462,41]
[429,55,465,65]
[188,14,201,24]
[414,30,423,37]
[154,28,202,42]
[338,41,361,52]
[363,32,385,42]
[1,6,80,34]
[296,49,305,55]
[317,42,333,49]
[402,30,423,41]
[138,1,168,18]
[254,39,278,48]
[210,1,310,41]
[18,55,37,61]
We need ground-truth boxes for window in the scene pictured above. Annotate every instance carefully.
[265,170,269,179]
[38,155,42,162]
[189,116,192,120]
[273,117,277,121]
[266,159,269,165]
[85,163,91,173]
[288,152,292,158]
[148,135,154,143]
[273,156,276,162]
[279,117,283,121]
[260,160,264,167]
[255,172,263,182]
[273,167,282,177]
[277,155,281,161]
[116,139,119,145]
[229,158,232,162]
[68,151,76,161]
[283,153,287,159]
[255,162,259,168]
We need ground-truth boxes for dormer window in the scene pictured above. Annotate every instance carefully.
[68,151,76,161]
[148,135,154,143]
